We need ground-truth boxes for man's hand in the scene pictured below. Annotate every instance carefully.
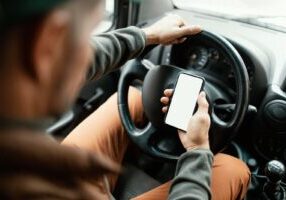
[142,14,201,46]
[161,89,211,151]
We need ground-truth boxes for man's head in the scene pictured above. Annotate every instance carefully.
[0,0,104,119]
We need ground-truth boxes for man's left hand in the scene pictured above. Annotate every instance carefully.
[142,14,202,46]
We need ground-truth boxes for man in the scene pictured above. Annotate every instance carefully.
[0,0,250,199]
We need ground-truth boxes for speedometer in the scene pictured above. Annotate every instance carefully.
[188,46,208,70]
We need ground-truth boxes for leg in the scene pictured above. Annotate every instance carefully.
[133,153,250,200]
[211,154,250,200]
[62,87,144,191]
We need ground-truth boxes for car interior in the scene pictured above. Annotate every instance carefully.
[47,0,286,199]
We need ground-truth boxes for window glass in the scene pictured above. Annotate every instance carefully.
[93,0,115,33]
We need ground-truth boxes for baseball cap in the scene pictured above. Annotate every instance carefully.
[0,0,68,28]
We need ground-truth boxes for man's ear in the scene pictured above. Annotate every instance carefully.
[32,10,71,86]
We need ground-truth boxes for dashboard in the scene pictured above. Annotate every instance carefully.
[169,42,255,93]
[145,10,286,162]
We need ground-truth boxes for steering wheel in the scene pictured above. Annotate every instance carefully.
[118,31,249,160]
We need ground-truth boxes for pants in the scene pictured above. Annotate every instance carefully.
[62,87,250,200]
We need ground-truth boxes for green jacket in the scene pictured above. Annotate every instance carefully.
[92,26,214,200]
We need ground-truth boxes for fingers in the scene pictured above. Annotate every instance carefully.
[163,25,202,45]
[164,89,174,97]
[162,106,169,113]
[160,97,170,105]
[161,89,173,113]
[166,37,187,45]
[197,92,209,113]
[160,89,173,105]
[160,98,169,113]
[168,14,201,35]
[179,25,202,36]
[164,25,201,45]
[144,13,202,45]
[176,18,185,27]
[166,14,187,28]
[177,37,187,43]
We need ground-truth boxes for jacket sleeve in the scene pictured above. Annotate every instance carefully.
[168,149,214,200]
[89,26,147,80]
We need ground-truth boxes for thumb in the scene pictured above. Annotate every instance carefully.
[197,92,209,113]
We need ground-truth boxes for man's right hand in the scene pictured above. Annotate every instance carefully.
[161,90,211,151]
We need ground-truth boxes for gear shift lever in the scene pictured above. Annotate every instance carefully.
[263,160,286,200]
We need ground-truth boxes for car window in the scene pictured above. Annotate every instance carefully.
[173,0,286,32]
[93,0,114,33]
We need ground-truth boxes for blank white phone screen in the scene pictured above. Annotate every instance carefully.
[165,73,203,131]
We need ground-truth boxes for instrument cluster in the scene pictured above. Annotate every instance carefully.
[170,44,255,92]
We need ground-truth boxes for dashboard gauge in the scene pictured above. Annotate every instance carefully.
[208,48,220,61]
[188,47,208,69]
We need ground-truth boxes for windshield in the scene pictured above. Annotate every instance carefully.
[173,0,286,32]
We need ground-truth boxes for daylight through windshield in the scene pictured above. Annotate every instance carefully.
[173,0,286,32]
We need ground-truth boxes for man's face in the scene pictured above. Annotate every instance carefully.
[43,2,105,116]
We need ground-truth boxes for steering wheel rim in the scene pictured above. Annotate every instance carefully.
[118,30,249,160]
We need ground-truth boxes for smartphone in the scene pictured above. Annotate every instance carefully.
[165,73,205,132]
